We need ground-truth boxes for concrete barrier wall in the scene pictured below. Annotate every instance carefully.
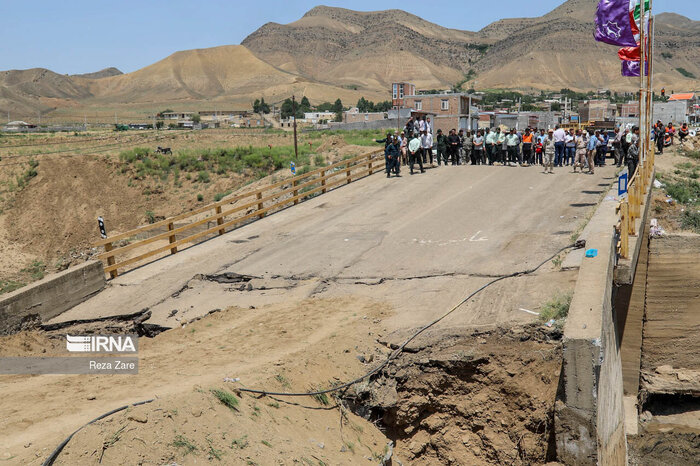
[555,189,626,464]
[0,261,105,334]
[556,176,654,464]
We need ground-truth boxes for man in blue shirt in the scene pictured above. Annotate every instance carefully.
[586,131,599,174]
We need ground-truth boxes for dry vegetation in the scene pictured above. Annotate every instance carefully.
[0,128,385,294]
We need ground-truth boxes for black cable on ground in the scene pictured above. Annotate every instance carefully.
[234,240,586,398]
[42,241,586,464]
[42,398,155,466]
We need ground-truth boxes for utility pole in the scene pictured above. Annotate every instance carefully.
[292,95,298,160]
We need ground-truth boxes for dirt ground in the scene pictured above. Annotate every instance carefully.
[0,129,369,287]
[0,297,564,465]
[648,136,700,234]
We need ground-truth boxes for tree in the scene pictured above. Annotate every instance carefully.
[300,96,311,112]
[280,98,295,119]
[191,113,201,124]
[259,98,270,114]
[332,99,343,122]
[357,97,371,113]
[374,100,392,112]
[317,101,334,112]
[280,98,303,119]
[550,102,562,111]
[253,98,261,113]
[155,120,164,129]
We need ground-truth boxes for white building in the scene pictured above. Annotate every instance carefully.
[303,112,335,124]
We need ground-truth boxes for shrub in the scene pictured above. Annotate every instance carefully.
[665,179,700,205]
[681,211,700,233]
[539,291,573,322]
[197,193,204,202]
[676,67,697,79]
[197,171,211,183]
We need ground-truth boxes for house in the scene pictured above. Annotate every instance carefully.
[303,112,336,124]
[392,82,415,108]
[343,111,386,124]
[653,101,688,124]
[2,120,36,132]
[578,100,617,122]
[403,92,481,133]
[618,101,640,118]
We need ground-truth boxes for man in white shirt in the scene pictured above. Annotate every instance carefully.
[553,125,567,167]
[421,130,433,165]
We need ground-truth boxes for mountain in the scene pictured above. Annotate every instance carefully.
[1,0,699,119]
[243,1,700,93]
[72,67,123,79]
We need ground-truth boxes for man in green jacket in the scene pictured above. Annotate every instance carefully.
[436,129,448,166]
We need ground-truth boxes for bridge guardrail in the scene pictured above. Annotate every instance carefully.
[94,150,385,278]
[616,147,655,259]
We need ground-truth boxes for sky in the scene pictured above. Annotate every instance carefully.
[0,0,696,75]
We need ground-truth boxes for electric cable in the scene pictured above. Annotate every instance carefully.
[41,398,155,466]
[234,240,586,398]
[41,240,585,464]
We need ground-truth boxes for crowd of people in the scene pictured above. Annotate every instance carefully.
[377,115,644,178]
[653,120,690,154]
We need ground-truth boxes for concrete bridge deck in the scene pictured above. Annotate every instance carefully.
[52,164,618,333]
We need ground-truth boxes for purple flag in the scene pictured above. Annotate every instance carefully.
[594,0,638,47]
[621,59,648,77]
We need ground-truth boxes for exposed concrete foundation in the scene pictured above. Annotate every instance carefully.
[0,261,105,334]
[556,169,654,464]
[555,188,627,465]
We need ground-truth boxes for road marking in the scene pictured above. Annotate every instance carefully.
[469,231,489,242]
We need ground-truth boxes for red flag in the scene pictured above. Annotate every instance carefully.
[618,46,640,61]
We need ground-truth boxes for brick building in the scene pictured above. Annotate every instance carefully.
[392,82,416,108]
[578,100,617,122]
[403,92,480,134]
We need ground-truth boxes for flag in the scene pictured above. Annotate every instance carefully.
[630,0,651,43]
[621,59,648,77]
[594,0,638,47]
[618,46,640,61]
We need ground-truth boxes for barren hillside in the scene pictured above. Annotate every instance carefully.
[243,0,700,93]
[1,0,698,118]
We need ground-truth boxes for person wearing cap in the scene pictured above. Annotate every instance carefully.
[495,128,506,165]
[543,130,556,174]
[573,129,587,173]
[384,135,400,178]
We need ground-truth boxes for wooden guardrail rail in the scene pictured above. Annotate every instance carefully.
[94,150,385,278]
[615,147,655,259]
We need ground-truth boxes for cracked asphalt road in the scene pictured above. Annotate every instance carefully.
[51,163,618,332]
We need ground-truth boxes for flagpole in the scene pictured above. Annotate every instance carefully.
[639,0,646,165]
[647,0,654,164]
